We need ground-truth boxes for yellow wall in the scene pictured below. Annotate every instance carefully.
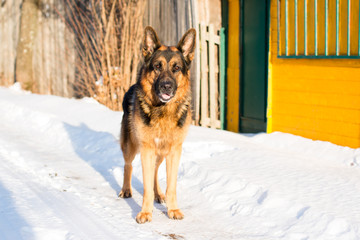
[268,0,360,148]
[226,0,240,132]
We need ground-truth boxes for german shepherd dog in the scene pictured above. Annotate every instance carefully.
[119,26,196,223]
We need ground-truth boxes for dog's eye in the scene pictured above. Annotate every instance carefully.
[154,63,162,70]
[173,65,181,72]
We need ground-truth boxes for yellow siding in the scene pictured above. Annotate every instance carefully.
[268,0,360,148]
[272,124,360,147]
[226,0,240,132]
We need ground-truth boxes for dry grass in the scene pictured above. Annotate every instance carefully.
[62,0,145,110]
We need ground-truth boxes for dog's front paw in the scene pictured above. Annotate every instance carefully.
[136,211,152,224]
[118,188,132,198]
[168,209,184,220]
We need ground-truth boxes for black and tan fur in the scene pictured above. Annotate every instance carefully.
[119,26,196,224]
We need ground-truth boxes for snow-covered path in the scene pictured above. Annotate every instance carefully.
[0,85,360,240]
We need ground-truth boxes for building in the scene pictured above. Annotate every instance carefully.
[225,0,360,148]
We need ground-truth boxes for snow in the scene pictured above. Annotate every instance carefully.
[0,84,360,240]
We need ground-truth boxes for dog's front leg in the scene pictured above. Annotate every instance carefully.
[166,144,184,220]
[136,146,156,224]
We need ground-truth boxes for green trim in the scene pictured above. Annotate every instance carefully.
[221,0,228,130]
[285,0,288,55]
[295,0,298,55]
[304,0,307,54]
[277,55,360,59]
[277,0,360,59]
[336,0,339,55]
[221,0,229,30]
[220,28,226,130]
[325,0,328,54]
[315,0,318,56]
[347,0,350,55]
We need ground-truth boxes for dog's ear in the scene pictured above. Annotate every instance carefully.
[177,28,196,65]
[142,26,161,61]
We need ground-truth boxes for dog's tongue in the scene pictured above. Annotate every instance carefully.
[161,93,171,100]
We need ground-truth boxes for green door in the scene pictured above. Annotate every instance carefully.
[240,0,269,133]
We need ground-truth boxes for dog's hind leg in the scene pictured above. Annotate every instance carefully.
[119,139,137,198]
[154,155,165,203]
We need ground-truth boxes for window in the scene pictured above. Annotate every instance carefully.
[277,0,360,58]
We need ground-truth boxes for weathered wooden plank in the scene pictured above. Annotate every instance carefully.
[43,1,51,94]
[65,25,75,97]
[0,2,5,84]
[35,7,43,93]
[194,14,201,125]
[4,1,9,83]
[202,117,211,127]
[200,23,209,127]
[203,31,221,44]
[208,24,217,128]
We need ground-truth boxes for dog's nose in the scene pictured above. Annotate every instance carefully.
[160,81,174,93]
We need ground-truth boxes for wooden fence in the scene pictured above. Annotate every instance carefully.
[0,0,21,87]
[0,1,226,129]
[0,0,197,98]
[196,22,226,129]
[0,0,75,96]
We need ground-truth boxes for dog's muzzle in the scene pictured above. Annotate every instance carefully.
[158,79,177,103]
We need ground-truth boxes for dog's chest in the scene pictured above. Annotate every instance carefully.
[147,119,187,152]
[154,137,164,149]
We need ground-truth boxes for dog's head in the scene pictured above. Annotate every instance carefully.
[141,26,196,104]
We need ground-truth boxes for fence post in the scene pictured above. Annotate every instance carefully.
[208,24,217,128]
[200,22,209,127]
[198,22,225,129]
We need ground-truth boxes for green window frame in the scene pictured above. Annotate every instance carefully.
[277,0,360,58]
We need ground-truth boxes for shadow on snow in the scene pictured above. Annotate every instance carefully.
[0,180,33,239]
[63,123,167,219]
